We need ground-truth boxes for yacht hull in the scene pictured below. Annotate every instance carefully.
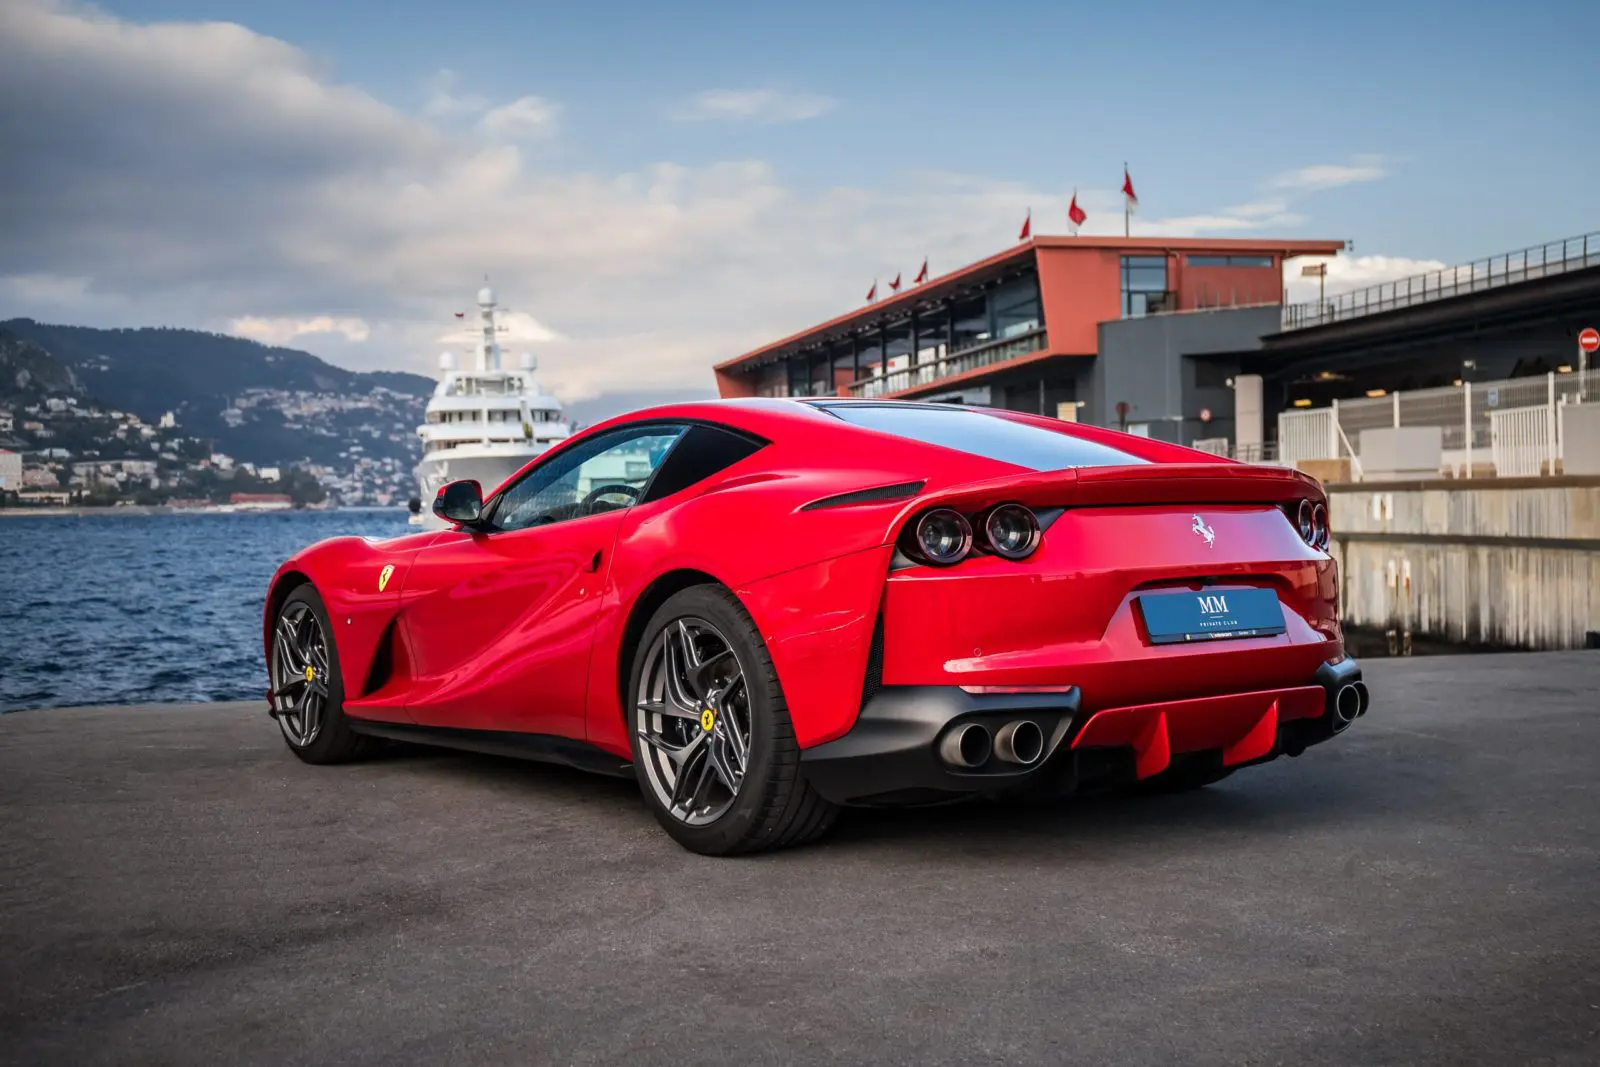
[413,450,543,527]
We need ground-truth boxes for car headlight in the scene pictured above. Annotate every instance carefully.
[909,508,973,566]
[983,503,1041,561]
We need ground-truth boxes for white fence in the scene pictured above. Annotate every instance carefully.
[1279,408,1336,469]
[1277,369,1599,480]
[1488,405,1560,477]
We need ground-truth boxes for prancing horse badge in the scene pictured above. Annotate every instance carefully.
[378,564,396,592]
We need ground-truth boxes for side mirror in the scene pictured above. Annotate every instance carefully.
[433,479,484,526]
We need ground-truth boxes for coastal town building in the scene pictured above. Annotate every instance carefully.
[0,449,21,491]
[16,489,71,506]
[713,235,1342,448]
[714,230,1599,456]
[229,492,293,510]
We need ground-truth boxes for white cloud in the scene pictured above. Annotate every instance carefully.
[1283,254,1447,303]
[1143,210,1306,235]
[423,70,557,140]
[231,316,372,344]
[1223,200,1291,219]
[0,0,1425,416]
[669,89,838,124]
[436,309,563,347]
[480,95,561,139]
[1272,156,1387,192]
[422,68,488,117]
[1052,189,1302,237]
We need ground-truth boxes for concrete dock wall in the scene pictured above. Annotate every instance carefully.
[1328,477,1600,650]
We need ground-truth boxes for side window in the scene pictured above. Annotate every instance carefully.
[489,424,687,532]
[640,423,766,503]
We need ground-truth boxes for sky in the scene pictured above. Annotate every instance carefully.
[3,0,1596,418]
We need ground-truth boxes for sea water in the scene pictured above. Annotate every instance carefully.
[0,510,413,712]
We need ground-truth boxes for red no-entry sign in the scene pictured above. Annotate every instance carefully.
[1580,327,1600,354]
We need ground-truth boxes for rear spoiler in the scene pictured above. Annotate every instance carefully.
[907,463,1324,515]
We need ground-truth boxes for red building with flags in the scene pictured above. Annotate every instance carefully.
[714,233,1343,441]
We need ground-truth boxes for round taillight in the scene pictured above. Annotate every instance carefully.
[1296,499,1315,545]
[984,504,1041,560]
[1312,502,1329,549]
[911,509,973,566]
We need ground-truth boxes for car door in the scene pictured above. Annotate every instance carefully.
[399,423,689,737]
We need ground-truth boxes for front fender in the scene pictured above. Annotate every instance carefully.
[263,535,422,705]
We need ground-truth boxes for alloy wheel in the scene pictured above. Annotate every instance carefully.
[635,617,751,826]
[270,600,332,748]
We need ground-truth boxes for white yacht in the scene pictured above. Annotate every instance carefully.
[410,285,572,526]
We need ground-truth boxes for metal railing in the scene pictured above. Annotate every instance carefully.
[1185,438,1284,464]
[1281,231,1600,331]
[1276,368,1599,479]
[845,328,1049,398]
[1232,441,1280,465]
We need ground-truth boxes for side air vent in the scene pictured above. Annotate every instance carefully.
[362,619,400,696]
[801,480,926,512]
[860,613,885,708]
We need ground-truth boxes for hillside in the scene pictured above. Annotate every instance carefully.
[0,319,433,419]
[0,329,87,400]
[0,320,434,492]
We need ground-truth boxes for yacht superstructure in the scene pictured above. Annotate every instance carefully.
[411,286,571,525]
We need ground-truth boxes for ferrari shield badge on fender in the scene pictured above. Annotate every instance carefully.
[378,564,396,592]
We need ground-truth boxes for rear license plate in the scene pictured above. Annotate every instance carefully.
[1137,587,1286,645]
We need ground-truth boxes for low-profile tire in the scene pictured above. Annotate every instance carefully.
[627,584,839,856]
[269,584,371,765]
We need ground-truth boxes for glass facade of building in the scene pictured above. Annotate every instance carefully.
[723,239,1337,407]
[1120,255,1170,318]
[766,272,1043,398]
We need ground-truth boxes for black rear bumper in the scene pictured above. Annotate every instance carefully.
[800,658,1366,806]
[799,687,1081,805]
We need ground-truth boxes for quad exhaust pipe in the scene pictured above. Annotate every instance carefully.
[938,719,1045,768]
[939,723,992,768]
[994,720,1045,766]
[1332,683,1362,731]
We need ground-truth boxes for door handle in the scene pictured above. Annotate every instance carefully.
[586,550,603,573]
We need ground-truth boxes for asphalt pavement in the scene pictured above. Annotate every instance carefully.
[2,652,1597,1066]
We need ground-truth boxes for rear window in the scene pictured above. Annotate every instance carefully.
[819,403,1148,471]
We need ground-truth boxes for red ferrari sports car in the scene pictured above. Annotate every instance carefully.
[264,398,1368,855]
